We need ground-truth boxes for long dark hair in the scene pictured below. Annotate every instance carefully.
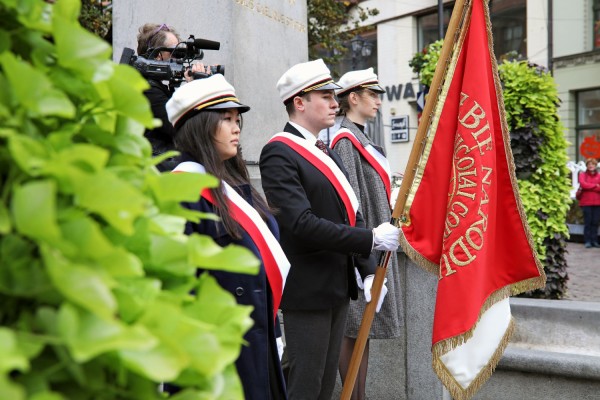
[174,110,272,239]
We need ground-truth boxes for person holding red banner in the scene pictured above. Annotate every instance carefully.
[259,59,400,400]
[328,68,403,400]
[578,157,600,248]
[165,74,288,399]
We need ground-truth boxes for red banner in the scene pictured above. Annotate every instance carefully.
[399,1,546,399]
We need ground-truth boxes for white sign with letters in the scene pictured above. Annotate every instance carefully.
[391,116,409,143]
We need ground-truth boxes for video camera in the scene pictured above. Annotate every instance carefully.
[119,35,225,87]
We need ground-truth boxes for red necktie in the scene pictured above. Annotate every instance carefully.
[315,139,329,155]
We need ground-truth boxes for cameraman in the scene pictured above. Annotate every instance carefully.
[137,23,208,171]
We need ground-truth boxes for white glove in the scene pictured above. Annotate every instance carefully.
[354,267,364,289]
[276,337,284,361]
[372,222,400,251]
[363,274,388,313]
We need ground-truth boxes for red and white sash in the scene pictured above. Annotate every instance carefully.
[173,161,290,318]
[269,132,359,226]
[330,128,392,201]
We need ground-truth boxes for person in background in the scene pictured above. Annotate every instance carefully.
[578,157,600,248]
[327,68,403,400]
[136,23,206,171]
[259,59,400,400]
[166,75,288,399]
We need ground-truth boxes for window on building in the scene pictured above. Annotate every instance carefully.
[416,0,526,59]
[490,0,527,58]
[594,0,600,49]
[417,6,452,51]
[576,88,600,161]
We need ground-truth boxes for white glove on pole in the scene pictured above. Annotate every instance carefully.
[363,274,388,313]
[372,222,400,251]
[276,337,284,361]
[355,267,365,289]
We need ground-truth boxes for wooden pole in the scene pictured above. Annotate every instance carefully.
[340,1,470,398]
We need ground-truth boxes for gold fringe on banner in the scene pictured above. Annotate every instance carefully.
[432,317,515,400]
[398,234,440,275]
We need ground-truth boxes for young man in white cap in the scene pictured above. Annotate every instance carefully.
[259,59,400,399]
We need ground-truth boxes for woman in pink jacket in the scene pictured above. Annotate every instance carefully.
[579,158,600,248]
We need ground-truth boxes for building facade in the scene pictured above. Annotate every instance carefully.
[553,0,600,162]
[334,0,599,176]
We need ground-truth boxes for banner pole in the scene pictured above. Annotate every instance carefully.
[340,1,470,398]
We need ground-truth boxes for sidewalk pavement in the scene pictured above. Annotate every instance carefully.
[564,241,600,302]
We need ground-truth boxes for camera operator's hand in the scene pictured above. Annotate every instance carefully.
[185,62,208,82]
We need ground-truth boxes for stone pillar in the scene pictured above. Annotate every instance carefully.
[332,251,445,399]
[112,0,308,168]
[404,254,445,399]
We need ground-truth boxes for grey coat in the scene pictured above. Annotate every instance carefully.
[332,116,403,338]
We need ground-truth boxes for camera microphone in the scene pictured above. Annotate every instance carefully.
[190,37,220,51]
[194,38,220,50]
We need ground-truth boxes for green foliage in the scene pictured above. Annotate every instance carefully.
[0,1,259,398]
[79,0,112,40]
[500,60,571,299]
[408,40,442,85]
[409,43,572,299]
[307,0,379,65]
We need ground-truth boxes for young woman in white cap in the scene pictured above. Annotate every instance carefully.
[328,68,403,400]
[166,74,289,399]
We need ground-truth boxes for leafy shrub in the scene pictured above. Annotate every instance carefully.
[408,40,442,84]
[79,0,112,40]
[500,60,571,299]
[409,42,572,299]
[0,1,258,398]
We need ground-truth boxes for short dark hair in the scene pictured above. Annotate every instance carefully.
[285,92,313,116]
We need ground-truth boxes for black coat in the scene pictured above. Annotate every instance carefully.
[143,80,177,171]
[259,123,376,311]
[182,161,286,399]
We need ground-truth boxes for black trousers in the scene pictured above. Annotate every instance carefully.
[582,205,600,245]
[282,300,350,400]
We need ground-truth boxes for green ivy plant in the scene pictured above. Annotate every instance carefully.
[410,41,571,299]
[408,40,442,83]
[500,60,571,299]
[0,1,259,399]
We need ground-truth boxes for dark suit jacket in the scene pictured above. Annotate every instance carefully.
[259,123,376,311]
[180,155,286,399]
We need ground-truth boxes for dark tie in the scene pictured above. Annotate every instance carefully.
[315,139,329,155]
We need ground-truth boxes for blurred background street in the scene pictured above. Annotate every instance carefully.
[564,241,600,302]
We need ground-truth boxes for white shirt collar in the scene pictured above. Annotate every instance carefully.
[289,121,317,145]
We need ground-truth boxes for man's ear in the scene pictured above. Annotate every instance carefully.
[293,96,305,112]
[349,91,360,106]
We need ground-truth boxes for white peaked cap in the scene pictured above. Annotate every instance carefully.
[276,59,341,104]
[166,74,250,128]
[335,67,385,97]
